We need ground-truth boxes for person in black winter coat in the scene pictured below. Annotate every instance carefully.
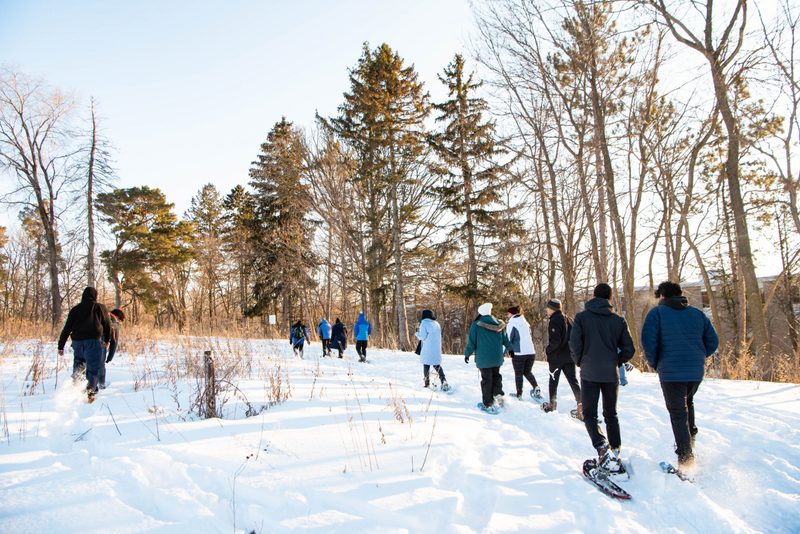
[330,318,347,358]
[569,283,635,474]
[541,299,581,413]
[57,287,111,400]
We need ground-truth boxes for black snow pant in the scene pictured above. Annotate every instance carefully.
[581,379,621,452]
[423,364,446,386]
[356,340,368,361]
[479,366,504,407]
[321,339,331,357]
[293,342,304,359]
[547,361,581,403]
[511,356,538,396]
[660,380,701,463]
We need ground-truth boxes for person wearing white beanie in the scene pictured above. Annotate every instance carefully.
[464,302,512,413]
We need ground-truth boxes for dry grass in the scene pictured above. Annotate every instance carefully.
[706,342,800,383]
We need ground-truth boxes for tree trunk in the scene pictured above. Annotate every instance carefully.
[711,64,771,355]
[87,99,97,288]
[390,184,409,350]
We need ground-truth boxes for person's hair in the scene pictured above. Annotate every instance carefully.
[593,283,612,300]
[110,308,125,321]
[655,281,682,299]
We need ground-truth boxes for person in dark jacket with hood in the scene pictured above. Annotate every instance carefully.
[330,318,347,358]
[353,312,372,362]
[317,318,332,357]
[541,299,581,414]
[569,283,635,475]
[464,302,513,413]
[642,281,719,469]
[290,320,309,359]
[99,308,125,389]
[57,287,111,401]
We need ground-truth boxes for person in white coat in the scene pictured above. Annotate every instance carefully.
[416,309,449,391]
[505,306,542,400]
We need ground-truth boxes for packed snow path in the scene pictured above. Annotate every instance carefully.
[1,339,798,533]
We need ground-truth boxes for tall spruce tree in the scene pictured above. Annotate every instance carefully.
[248,118,316,324]
[328,42,430,349]
[429,54,508,320]
[222,185,257,320]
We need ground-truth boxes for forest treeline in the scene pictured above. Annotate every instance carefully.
[1,1,799,379]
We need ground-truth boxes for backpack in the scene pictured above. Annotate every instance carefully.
[291,325,304,340]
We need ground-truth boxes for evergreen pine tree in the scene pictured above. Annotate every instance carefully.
[328,42,430,349]
[96,186,193,324]
[429,54,509,319]
[222,185,257,320]
[248,118,316,323]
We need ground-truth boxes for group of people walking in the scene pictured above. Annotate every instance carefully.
[291,313,372,362]
[59,279,717,473]
[289,280,717,472]
[463,281,718,473]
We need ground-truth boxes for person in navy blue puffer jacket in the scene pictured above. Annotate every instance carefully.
[641,281,719,468]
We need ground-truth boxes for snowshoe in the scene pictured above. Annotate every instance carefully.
[476,401,501,415]
[582,459,632,500]
[659,461,695,483]
[530,387,544,402]
[599,449,628,480]
[541,400,557,413]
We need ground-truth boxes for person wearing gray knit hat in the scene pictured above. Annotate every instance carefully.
[546,299,561,312]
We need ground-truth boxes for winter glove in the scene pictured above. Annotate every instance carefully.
[464,355,470,364]
[106,354,113,364]
[623,362,634,372]
[508,350,515,358]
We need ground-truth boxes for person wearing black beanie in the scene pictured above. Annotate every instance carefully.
[541,299,581,415]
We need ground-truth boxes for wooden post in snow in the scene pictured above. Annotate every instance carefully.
[204,350,216,418]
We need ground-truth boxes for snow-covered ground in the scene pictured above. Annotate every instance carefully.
[1,338,798,533]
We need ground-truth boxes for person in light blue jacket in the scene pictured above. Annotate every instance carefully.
[642,281,719,468]
[317,318,332,357]
[353,312,372,362]
[415,309,449,391]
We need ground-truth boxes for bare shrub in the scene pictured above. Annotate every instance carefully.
[21,344,47,396]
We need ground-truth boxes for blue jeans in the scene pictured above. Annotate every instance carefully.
[72,339,104,392]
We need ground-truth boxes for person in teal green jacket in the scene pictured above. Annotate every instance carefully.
[464,302,513,412]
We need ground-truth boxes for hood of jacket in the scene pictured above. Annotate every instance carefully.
[81,287,98,303]
[585,297,613,316]
[477,315,505,332]
[356,312,369,325]
[660,296,689,310]
[506,313,530,330]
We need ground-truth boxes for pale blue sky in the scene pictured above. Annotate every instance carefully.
[0,0,474,215]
